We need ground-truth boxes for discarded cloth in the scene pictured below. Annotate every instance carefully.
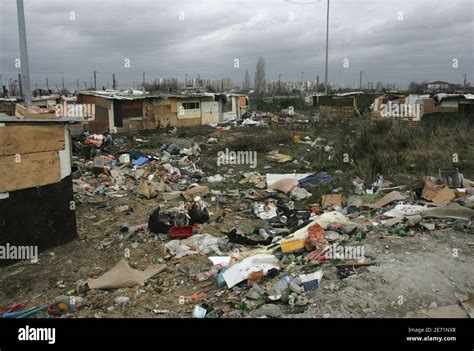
[298,172,333,189]
[422,203,474,221]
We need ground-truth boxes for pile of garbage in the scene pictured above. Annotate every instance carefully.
[66,129,474,318]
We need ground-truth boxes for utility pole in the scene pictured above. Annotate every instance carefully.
[0,75,6,97]
[464,74,467,87]
[278,73,281,94]
[18,74,23,98]
[324,0,330,95]
[359,71,363,90]
[112,74,116,90]
[46,77,49,91]
[16,0,31,106]
[76,78,79,90]
[142,72,145,87]
[316,75,319,93]
[62,77,65,91]
[93,70,97,90]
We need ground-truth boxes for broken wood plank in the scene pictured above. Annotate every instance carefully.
[335,261,375,268]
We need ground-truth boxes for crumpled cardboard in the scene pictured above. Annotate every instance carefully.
[367,191,407,208]
[422,181,455,206]
[182,185,210,201]
[137,180,170,199]
[322,194,343,209]
[239,172,266,189]
[87,259,166,290]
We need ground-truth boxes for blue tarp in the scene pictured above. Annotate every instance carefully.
[298,172,333,188]
[132,157,150,166]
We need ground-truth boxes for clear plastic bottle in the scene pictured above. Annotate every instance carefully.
[258,228,270,240]
[270,275,291,298]
[194,264,224,282]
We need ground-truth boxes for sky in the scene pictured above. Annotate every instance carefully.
[0,0,473,90]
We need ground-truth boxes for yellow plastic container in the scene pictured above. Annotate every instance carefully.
[280,238,305,253]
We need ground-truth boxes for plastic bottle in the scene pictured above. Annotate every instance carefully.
[130,224,146,233]
[258,228,270,240]
[194,264,224,282]
[269,275,291,299]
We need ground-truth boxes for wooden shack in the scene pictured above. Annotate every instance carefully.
[0,112,80,265]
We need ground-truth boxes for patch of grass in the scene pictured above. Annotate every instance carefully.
[177,125,215,138]
[217,129,293,154]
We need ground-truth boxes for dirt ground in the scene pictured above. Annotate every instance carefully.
[1,116,473,318]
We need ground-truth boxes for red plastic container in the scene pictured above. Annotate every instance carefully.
[170,226,194,239]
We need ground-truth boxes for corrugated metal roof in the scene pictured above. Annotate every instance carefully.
[77,91,225,101]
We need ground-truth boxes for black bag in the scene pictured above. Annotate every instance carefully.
[148,208,172,234]
[187,203,210,224]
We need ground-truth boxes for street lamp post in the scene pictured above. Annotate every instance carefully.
[16,0,31,106]
[324,0,330,95]
[286,0,330,94]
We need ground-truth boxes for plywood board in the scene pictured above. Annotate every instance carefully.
[0,124,64,157]
[0,151,61,192]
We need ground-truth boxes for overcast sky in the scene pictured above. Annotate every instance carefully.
[0,0,473,90]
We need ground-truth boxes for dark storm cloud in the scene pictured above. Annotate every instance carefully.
[0,0,472,89]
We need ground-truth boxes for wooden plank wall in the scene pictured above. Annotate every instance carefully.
[0,124,64,156]
[0,124,64,192]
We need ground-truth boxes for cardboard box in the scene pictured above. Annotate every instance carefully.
[299,270,324,291]
[455,188,466,197]
[92,156,106,174]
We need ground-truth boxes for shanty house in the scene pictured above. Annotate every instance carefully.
[78,91,247,132]
[314,92,361,117]
[222,94,249,121]
[0,112,81,265]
